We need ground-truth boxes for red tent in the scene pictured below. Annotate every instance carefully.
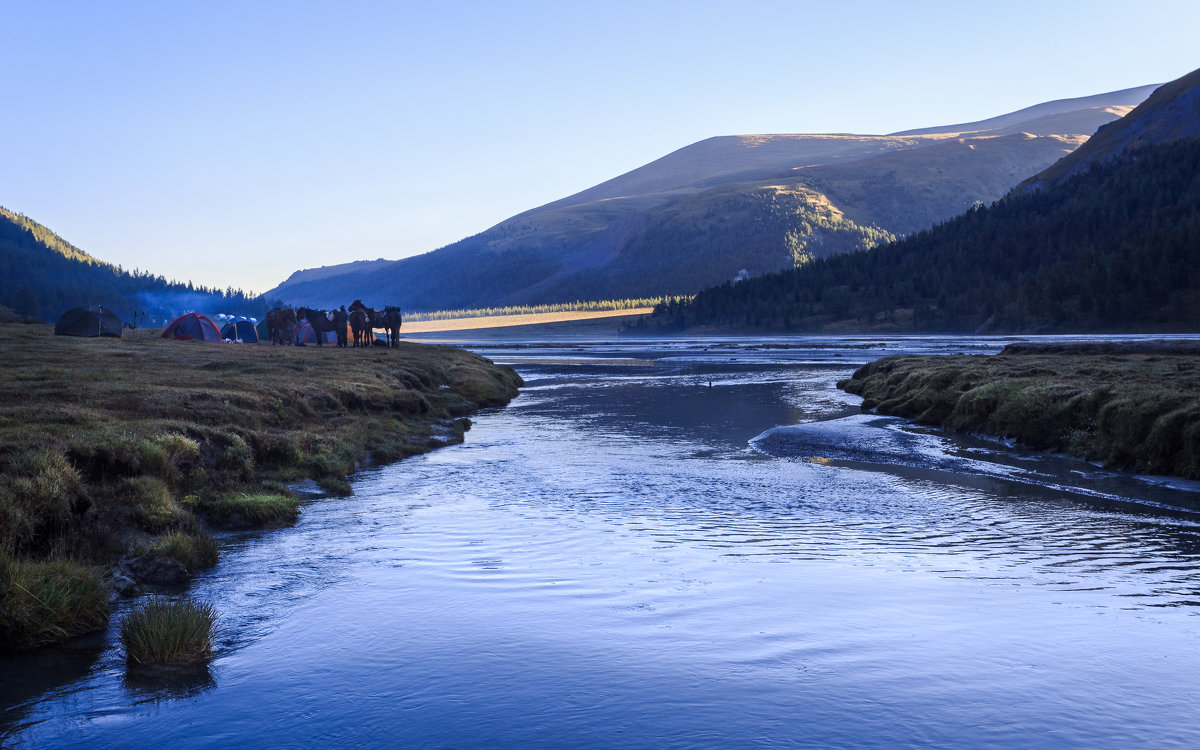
[161,313,223,342]
[293,319,346,345]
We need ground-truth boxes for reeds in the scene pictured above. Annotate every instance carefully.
[119,597,217,665]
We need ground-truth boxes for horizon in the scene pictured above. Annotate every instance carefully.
[2,1,1198,295]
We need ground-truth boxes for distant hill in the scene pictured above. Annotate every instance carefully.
[266,85,1155,310]
[645,68,1200,334]
[0,206,272,326]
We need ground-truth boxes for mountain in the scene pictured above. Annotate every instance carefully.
[1022,69,1200,189]
[265,85,1156,310]
[0,206,272,326]
[645,68,1200,334]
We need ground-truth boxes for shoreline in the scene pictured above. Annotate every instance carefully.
[839,341,1200,480]
[0,324,522,651]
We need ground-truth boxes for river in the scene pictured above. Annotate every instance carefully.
[4,336,1200,748]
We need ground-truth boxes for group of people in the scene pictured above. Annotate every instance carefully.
[265,300,403,348]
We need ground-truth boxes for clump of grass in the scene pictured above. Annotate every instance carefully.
[119,597,217,665]
[184,492,300,528]
[124,476,182,530]
[0,449,82,554]
[147,530,220,570]
[0,554,110,650]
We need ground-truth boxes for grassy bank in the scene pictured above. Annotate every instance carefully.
[839,342,1200,479]
[0,323,522,650]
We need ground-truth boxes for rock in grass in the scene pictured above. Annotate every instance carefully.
[122,554,190,586]
[119,597,217,666]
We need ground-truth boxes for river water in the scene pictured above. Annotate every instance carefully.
[5,336,1200,748]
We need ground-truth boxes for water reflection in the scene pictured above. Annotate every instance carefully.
[123,663,216,703]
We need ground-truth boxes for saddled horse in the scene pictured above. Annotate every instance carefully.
[375,306,403,348]
[296,307,341,347]
[348,300,375,348]
[265,307,296,345]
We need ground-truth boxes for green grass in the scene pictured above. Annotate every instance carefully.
[119,597,217,665]
[0,554,110,651]
[184,492,300,528]
[0,323,522,649]
[841,345,1200,478]
[146,531,220,570]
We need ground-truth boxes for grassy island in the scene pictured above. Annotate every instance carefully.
[839,341,1200,480]
[0,324,522,651]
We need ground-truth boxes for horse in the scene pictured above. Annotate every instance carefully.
[332,306,349,348]
[348,300,376,348]
[265,307,296,345]
[375,306,403,348]
[296,307,339,347]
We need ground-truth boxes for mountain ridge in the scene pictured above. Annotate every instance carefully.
[266,84,1152,311]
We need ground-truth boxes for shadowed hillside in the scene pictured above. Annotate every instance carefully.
[0,207,275,326]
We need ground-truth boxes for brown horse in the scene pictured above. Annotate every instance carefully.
[375,306,403,348]
[348,300,376,348]
[265,307,296,345]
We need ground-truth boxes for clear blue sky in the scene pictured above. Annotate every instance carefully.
[2,1,1198,295]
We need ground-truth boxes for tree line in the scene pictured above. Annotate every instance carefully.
[0,207,282,325]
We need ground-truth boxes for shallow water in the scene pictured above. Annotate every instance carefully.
[5,336,1200,748]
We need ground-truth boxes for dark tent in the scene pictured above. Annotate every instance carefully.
[162,313,223,342]
[54,306,123,338]
[220,318,259,343]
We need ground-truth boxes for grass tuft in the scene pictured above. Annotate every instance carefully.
[147,530,220,570]
[119,597,217,665]
[184,492,300,528]
[0,554,110,651]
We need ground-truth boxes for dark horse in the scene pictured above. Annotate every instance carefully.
[376,306,403,348]
[296,307,343,347]
[265,307,296,345]
[348,300,375,348]
[332,306,349,348]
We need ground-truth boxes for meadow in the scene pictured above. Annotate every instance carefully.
[0,323,521,651]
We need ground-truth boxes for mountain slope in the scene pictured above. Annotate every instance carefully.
[266,85,1155,310]
[1023,70,1200,188]
[645,68,1200,334]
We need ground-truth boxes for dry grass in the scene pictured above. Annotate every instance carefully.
[840,344,1200,478]
[0,323,522,649]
